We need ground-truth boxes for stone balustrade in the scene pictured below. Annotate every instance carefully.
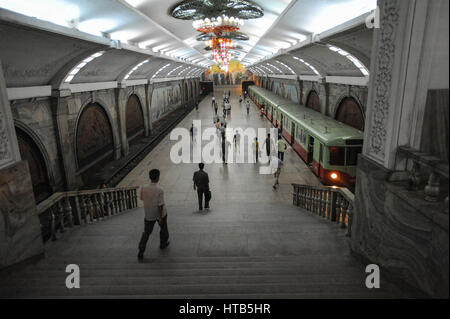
[35,186,139,242]
[292,184,354,236]
[397,146,449,212]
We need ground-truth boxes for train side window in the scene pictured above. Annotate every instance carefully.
[329,147,345,166]
[346,147,362,166]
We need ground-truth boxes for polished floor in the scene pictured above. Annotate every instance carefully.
[0,87,416,298]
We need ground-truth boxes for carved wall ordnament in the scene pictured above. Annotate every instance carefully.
[76,103,114,168]
[126,94,144,141]
[368,0,400,157]
[335,97,365,131]
[0,108,12,166]
[306,90,321,112]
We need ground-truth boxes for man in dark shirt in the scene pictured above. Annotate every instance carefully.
[193,163,210,211]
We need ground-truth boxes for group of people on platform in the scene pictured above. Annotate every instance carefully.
[137,90,289,260]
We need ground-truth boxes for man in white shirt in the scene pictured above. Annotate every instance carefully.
[138,169,170,260]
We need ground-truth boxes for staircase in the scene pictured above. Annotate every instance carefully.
[0,200,415,298]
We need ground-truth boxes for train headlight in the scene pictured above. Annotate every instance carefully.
[330,172,338,180]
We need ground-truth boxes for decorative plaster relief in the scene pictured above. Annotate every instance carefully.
[368,0,400,157]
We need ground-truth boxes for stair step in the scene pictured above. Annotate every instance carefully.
[0,273,366,287]
[0,282,396,298]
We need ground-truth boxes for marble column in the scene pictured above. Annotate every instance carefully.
[0,59,44,269]
[353,0,449,297]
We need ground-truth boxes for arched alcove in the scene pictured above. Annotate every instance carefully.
[306,91,321,112]
[15,127,52,203]
[76,103,114,169]
[126,94,145,143]
[335,97,365,131]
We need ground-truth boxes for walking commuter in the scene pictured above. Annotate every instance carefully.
[193,163,211,211]
[246,100,250,115]
[253,137,259,163]
[264,133,271,158]
[271,157,283,190]
[277,136,287,161]
[233,130,241,151]
[138,169,170,260]
[213,101,218,115]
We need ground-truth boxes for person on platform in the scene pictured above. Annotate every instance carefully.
[271,157,283,190]
[253,137,260,163]
[193,163,211,211]
[138,169,170,260]
[233,130,241,151]
[264,133,271,159]
[246,100,250,115]
[277,136,287,161]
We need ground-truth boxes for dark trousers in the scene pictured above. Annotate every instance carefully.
[197,188,210,209]
[266,147,270,157]
[138,215,169,252]
[278,151,284,161]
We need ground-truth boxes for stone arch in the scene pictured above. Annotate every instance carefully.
[126,94,145,143]
[75,102,115,172]
[306,90,321,112]
[334,96,365,131]
[14,125,53,203]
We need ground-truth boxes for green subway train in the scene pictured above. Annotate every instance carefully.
[248,85,364,187]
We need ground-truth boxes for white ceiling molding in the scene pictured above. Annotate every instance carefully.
[325,76,369,86]
[68,81,118,93]
[6,86,52,100]
[267,74,298,80]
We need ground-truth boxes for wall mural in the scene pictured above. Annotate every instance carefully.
[202,60,251,85]
[272,81,299,103]
[76,103,114,168]
[126,94,144,139]
[150,84,182,122]
[335,97,365,131]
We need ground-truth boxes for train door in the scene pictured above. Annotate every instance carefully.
[308,136,315,166]
[318,143,324,177]
[290,122,295,145]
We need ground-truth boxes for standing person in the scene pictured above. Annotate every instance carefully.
[233,130,241,151]
[221,135,227,164]
[190,123,197,141]
[211,96,215,107]
[260,104,265,118]
[246,100,250,115]
[239,95,242,105]
[193,163,210,211]
[277,124,282,137]
[277,136,287,161]
[264,133,271,159]
[138,169,170,260]
[226,101,231,116]
[253,137,259,163]
[195,101,199,111]
[213,101,218,115]
[271,157,283,190]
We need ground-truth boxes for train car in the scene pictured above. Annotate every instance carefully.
[248,85,363,188]
[248,86,287,124]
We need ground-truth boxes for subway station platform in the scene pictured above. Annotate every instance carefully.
[0,88,419,298]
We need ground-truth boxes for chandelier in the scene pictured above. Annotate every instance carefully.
[170,0,264,69]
